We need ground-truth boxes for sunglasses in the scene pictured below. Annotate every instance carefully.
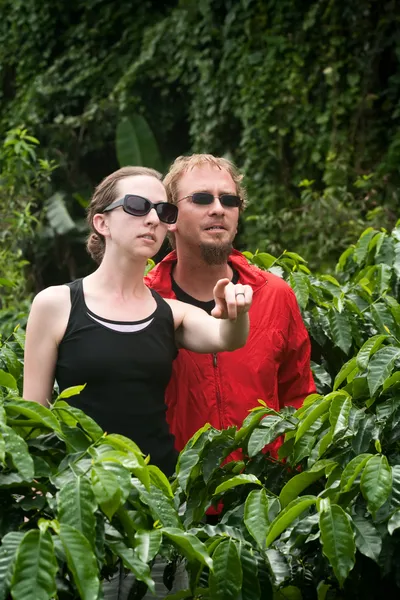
[179,192,241,208]
[103,194,178,224]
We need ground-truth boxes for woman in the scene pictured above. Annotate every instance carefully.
[23,166,252,477]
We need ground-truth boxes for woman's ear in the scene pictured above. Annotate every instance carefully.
[93,213,109,237]
[167,222,177,233]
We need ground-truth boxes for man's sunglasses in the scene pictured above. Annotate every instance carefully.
[179,192,241,208]
[103,195,178,224]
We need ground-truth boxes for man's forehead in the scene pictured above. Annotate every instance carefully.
[178,163,235,189]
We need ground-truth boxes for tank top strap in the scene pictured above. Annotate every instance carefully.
[65,278,85,312]
[149,287,174,321]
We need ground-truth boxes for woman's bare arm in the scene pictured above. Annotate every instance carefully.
[23,286,70,405]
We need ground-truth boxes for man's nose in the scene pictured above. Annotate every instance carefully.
[208,197,225,214]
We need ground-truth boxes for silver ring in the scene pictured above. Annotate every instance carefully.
[235,292,245,297]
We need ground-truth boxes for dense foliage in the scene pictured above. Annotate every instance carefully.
[1,0,400,271]
[1,221,400,599]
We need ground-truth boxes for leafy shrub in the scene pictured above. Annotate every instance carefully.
[0,221,400,599]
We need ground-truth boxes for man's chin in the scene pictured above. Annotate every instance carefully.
[200,242,233,265]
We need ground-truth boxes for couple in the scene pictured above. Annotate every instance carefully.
[23,153,315,478]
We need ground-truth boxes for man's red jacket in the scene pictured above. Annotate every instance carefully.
[145,250,315,456]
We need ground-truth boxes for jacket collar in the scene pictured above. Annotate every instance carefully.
[146,249,268,297]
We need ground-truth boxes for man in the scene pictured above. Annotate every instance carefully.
[145,153,315,458]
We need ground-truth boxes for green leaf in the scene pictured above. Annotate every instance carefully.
[108,540,155,592]
[6,399,60,431]
[56,526,98,598]
[0,370,17,391]
[352,415,377,454]
[318,501,355,587]
[289,272,309,309]
[388,508,400,535]
[214,474,261,495]
[279,462,331,508]
[134,529,162,563]
[274,586,302,600]
[266,496,317,547]
[239,544,261,600]
[360,455,392,516]
[56,384,87,400]
[54,402,102,441]
[91,464,122,520]
[11,530,57,600]
[328,310,352,354]
[162,528,213,569]
[147,464,174,498]
[356,335,388,370]
[367,346,400,396]
[352,513,381,562]
[265,548,290,586]
[46,192,77,235]
[116,115,163,171]
[0,345,21,380]
[329,395,351,440]
[244,489,271,549]
[354,229,377,265]
[370,303,396,335]
[139,483,182,528]
[209,539,242,600]
[57,476,97,550]
[340,454,373,493]
[0,532,24,600]
[1,425,34,480]
[295,395,334,442]
[333,358,357,390]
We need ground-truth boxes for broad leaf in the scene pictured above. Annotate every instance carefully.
[244,489,270,549]
[279,462,330,508]
[162,528,212,569]
[340,454,373,493]
[57,476,97,549]
[209,539,242,600]
[91,464,122,520]
[388,508,400,535]
[318,501,355,587]
[134,529,162,563]
[0,370,17,391]
[266,496,317,547]
[108,540,155,592]
[214,474,261,495]
[360,455,392,516]
[58,523,100,600]
[11,530,57,600]
[240,544,261,600]
[0,532,24,600]
[1,425,34,480]
[367,346,400,396]
[333,358,357,391]
[328,310,352,354]
[352,513,381,562]
[46,192,76,235]
[6,399,60,431]
[290,272,309,309]
[329,395,351,440]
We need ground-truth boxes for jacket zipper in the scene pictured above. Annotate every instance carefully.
[213,353,225,428]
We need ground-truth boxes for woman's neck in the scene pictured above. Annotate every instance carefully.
[88,251,149,300]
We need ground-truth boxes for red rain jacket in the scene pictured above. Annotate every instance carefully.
[145,250,315,456]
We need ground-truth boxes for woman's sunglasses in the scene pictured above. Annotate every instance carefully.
[178,192,241,207]
[103,195,178,224]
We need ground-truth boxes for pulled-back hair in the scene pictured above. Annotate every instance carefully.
[86,166,162,264]
[163,154,247,211]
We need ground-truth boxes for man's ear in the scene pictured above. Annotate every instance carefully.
[93,213,109,237]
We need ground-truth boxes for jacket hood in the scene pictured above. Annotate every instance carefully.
[146,249,268,297]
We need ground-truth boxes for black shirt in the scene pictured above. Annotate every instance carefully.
[55,279,178,476]
[171,267,240,314]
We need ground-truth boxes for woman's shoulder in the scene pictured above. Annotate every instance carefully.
[31,284,71,315]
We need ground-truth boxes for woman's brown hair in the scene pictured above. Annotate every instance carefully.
[86,166,162,264]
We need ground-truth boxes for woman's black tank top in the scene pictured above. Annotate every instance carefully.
[55,279,178,476]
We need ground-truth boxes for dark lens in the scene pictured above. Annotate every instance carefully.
[125,195,151,216]
[191,192,214,205]
[156,203,178,224]
[220,194,241,208]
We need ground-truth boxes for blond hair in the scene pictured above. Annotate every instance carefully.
[86,166,162,264]
[163,154,247,211]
